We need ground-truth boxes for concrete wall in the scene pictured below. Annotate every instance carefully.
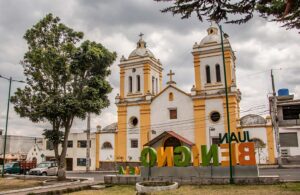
[0,135,42,155]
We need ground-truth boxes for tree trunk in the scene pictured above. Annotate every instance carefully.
[57,119,72,181]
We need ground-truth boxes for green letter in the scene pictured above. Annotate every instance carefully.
[201,144,219,166]
[174,146,191,167]
[118,166,125,175]
[141,147,157,167]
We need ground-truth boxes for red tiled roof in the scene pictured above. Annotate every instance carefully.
[144,131,194,147]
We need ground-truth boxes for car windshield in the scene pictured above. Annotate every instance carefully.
[37,163,51,168]
[4,163,14,168]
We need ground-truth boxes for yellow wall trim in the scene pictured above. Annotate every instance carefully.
[120,67,125,99]
[115,105,127,161]
[143,63,150,94]
[140,103,151,148]
[193,99,206,158]
[193,54,201,91]
[266,126,275,164]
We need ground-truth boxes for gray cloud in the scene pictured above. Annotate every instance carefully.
[0,0,299,136]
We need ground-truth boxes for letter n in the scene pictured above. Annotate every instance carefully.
[201,144,219,166]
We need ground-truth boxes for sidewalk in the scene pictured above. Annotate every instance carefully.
[0,177,97,195]
[259,164,300,169]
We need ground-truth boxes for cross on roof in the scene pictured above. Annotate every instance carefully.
[139,32,144,39]
[167,70,176,85]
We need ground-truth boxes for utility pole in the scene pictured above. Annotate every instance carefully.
[219,24,234,184]
[1,77,12,177]
[0,75,24,177]
[271,69,282,167]
[86,112,91,172]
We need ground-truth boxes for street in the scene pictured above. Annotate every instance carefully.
[66,168,300,182]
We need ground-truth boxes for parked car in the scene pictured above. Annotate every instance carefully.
[29,161,58,176]
[0,161,36,174]
[1,162,20,174]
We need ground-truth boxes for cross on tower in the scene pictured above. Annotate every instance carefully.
[139,32,144,39]
[167,70,176,85]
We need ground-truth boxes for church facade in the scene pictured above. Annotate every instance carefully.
[39,23,277,171]
[97,22,276,168]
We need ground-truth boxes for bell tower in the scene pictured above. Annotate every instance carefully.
[115,34,163,162]
[191,22,241,151]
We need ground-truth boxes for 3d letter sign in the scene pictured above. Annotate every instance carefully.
[141,131,256,167]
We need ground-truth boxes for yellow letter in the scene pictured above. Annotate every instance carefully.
[220,143,237,166]
[192,145,200,166]
[157,147,174,167]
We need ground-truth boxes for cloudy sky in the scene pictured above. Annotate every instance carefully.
[0,0,299,137]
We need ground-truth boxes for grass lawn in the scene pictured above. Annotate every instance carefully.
[68,183,300,195]
[0,177,43,192]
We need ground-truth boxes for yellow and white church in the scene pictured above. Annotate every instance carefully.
[96,23,276,170]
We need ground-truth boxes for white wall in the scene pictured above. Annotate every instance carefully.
[242,127,269,164]
[99,133,115,161]
[205,98,224,145]
[42,132,96,171]
[151,86,194,143]
[200,55,224,90]
[126,105,141,161]
[26,144,44,164]
[124,65,144,98]
[279,127,300,156]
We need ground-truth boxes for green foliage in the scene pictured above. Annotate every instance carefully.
[10,13,117,176]
[11,13,116,125]
[155,0,300,32]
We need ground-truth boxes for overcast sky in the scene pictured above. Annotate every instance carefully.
[0,0,299,137]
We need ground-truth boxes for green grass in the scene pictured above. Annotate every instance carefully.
[68,183,300,195]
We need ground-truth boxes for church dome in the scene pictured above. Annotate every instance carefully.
[128,34,155,59]
[199,21,228,46]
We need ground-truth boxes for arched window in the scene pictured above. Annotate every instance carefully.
[129,76,132,93]
[152,76,155,94]
[102,142,113,149]
[136,75,141,92]
[169,92,174,101]
[206,65,211,83]
[156,78,158,94]
[216,64,221,82]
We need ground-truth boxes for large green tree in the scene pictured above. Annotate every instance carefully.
[11,13,117,180]
[155,0,300,32]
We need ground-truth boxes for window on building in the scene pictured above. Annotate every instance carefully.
[156,78,158,94]
[152,76,155,94]
[206,65,211,83]
[216,64,221,82]
[67,141,73,148]
[129,76,133,93]
[169,108,177,119]
[169,92,174,101]
[129,116,138,127]
[210,111,221,122]
[282,105,300,120]
[136,75,141,92]
[102,142,113,149]
[212,137,220,145]
[46,141,54,150]
[77,158,86,166]
[131,139,138,148]
[77,140,87,148]
[280,132,298,147]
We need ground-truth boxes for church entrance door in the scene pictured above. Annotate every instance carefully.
[163,136,181,149]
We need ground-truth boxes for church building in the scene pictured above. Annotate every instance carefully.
[96,22,277,169]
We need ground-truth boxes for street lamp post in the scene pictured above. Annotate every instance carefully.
[1,75,24,177]
[218,25,234,184]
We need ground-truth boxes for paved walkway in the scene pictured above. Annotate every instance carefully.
[0,178,98,195]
